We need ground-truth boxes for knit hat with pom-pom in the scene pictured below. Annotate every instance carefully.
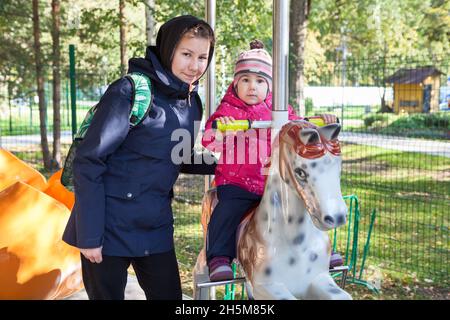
[233,40,272,88]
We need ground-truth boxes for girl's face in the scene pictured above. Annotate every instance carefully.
[235,73,269,105]
[171,35,210,85]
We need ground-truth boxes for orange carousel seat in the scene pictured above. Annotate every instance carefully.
[44,169,75,211]
[0,148,81,299]
[0,148,47,191]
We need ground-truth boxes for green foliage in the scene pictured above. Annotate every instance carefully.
[1,0,449,92]
[305,97,314,115]
[388,112,450,130]
[0,0,40,99]
[360,112,450,140]
[308,0,450,85]
[215,0,272,90]
[1,0,449,115]
[419,0,450,55]
[72,3,132,82]
[363,113,390,127]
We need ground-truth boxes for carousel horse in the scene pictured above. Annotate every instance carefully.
[193,120,352,300]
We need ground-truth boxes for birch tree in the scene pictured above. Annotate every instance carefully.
[119,0,128,76]
[144,0,156,46]
[289,0,311,116]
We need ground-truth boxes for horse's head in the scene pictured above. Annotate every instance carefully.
[278,120,347,231]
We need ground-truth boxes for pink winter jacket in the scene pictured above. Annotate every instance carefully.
[202,83,301,195]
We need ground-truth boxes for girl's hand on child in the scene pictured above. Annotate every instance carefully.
[321,114,337,124]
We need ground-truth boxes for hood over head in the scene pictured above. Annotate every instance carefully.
[156,15,215,73]
[128,15,215,98]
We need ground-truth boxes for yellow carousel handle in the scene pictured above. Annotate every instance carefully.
[211,116,339,132]
[212,119,251,132]
[303,116,340,127]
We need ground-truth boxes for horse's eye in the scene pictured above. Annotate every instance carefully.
[294,168,307,181]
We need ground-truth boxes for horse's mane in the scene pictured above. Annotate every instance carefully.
[236,207,265,282]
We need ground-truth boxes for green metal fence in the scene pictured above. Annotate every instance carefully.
[173,55,449,295]
[0,49,108,169]
[325,55,449,286]
[1,52,449,296]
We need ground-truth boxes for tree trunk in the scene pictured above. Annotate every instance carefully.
[119,0,127,76]
[289,0,310,117]
[51,0,61,169]
[32,0,52,170]
[379,42,392,113]
[144,0,156,46]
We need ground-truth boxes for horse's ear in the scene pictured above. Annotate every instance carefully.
[299,128,320,145]
[318,124,341,141]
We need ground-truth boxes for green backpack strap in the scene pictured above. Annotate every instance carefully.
[74,105,97,139]
[125,72,153,128]
[61,73,152,188]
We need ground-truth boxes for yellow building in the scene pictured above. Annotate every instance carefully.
[385,67,443,114]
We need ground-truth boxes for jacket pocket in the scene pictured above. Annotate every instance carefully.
[104,182,141,200]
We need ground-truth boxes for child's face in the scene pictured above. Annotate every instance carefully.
[171,35,210,85]
[235,73,269,105]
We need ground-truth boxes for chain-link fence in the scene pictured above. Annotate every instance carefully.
[1,54,449,296]
[173,55,450,294]
[313,56,449,285]
[0,63,107,171]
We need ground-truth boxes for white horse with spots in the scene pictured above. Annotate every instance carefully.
[193,121,352,300]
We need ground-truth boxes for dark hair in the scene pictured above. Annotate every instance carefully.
[183,23,215,48]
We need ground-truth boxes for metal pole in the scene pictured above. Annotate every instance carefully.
[69,44,77,138]
[272,0,289,138]
[205,0,216,192]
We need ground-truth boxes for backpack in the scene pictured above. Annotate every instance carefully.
[60,72,153,188]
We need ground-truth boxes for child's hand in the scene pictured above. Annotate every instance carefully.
[216,116,238,136]
[320,114,338,124]
[217,116,236,124]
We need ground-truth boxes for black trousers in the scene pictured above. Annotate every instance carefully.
[80,249,182,300]
[206,184,262,263]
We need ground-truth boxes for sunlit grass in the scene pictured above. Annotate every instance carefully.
[10,141,448,299]
[173,143,449,298]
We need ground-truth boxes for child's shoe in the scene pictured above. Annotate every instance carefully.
[329,251,344,268]
[208,256,234,282]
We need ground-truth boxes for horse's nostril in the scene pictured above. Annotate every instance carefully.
[337,214,346,225]
[324,215,334,225]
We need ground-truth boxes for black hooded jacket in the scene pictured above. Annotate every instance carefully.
[63,16,215,256]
